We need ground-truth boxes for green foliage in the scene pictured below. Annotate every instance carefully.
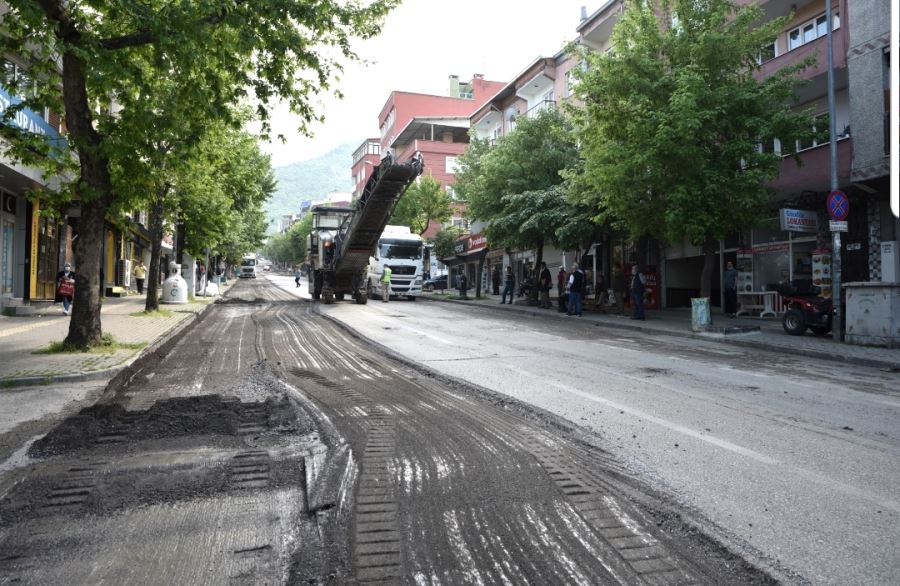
[0,0,400,347]
[35,335,146,354]
[389,174,453,235]
[454,109,582,250]
[265,214,313,264]
[179,126,275,260]
[432,227,464,261]
[268,143,356,227]
[571,0,815,248]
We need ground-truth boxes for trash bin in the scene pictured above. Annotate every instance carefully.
[162,262,189,304]
[691,297,711,331]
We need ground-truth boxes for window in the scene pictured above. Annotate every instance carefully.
[445,156,459,174]
[796,113,829,152]
[758,41,777,64]
[788,11,839,51]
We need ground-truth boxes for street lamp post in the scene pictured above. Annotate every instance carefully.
[825,0,842,343]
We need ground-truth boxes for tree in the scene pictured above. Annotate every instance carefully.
[389,173,453,235]
[572,0,816,298]
[432,226,463,264]
[455,109,581,303]
[0,0,398,347]
[265,215,313,266]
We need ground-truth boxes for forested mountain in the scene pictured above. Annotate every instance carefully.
[266,142,355,228]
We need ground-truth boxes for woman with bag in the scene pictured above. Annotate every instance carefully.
[56,263,75,316]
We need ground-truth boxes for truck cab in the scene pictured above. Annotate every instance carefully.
[239,254,258,278]
[368,225,424,300]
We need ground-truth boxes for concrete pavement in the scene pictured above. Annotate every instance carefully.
[420,290,900,371]
[0,284,230,388]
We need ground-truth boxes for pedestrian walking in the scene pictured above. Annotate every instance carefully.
[612,262,626,314]
[501,266,515,304]
[539,262,552,308]
[56,263,75,316]
[723,261,738,317]
[567,263,585,317]
[381,265,392,302]
[557,266,567,313]
[492,266,501,295]
[294,266,302,288]
[630,265,646,320]
[133,260,147,295]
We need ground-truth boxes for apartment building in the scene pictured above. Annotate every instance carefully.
[351,74,505,282]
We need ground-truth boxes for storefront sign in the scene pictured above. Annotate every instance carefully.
[465,233,487,254]
[453,240,466,255]
[779,208,818,233]
[0,88,67,154]
[751,242,789,254]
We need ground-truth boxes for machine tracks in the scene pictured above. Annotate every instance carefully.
[259,287,768,584]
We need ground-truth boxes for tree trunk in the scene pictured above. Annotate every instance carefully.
[145,189,166,311]
[529,236,544,306]
[67,197,107,347]
[60,48,113,348]
[699,236,718,299]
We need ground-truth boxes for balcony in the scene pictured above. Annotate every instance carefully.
[756,12,847,84]
[769,136,852,195]
[525,100,556,118]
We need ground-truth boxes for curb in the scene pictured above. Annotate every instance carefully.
[418,295,900,371]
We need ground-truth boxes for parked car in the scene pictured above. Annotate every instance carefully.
[423,274,449,292]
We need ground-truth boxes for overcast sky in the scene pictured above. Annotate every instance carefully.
[258,1,597,168]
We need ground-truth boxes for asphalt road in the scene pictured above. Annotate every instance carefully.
[0,277,779,584]
[275,275,900,585]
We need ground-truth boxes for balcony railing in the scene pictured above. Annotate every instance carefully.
[525,100,556,118]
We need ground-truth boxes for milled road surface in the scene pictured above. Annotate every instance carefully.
[0,278,773,584]
[298,276,900,586]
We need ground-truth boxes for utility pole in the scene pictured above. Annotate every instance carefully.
[825,0,842,343]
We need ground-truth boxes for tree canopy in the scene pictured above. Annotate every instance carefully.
[265,214,314,266]
[0,0,399,347]
[389,173,453,236]
[454,108,582,302]
[572,0,815,295]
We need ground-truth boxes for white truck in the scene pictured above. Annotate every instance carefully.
[238,253,258,278]
[367,225,425,301]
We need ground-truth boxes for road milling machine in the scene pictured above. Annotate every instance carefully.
[307,153,423,304]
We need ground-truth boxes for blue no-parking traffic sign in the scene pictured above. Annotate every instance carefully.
[827,190,849,221]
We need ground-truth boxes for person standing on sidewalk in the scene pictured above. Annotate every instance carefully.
[723,261,738,317]
[133,260,147,295]
[501,266,515,304]
[56,263,76,316]
[538,262,552,308]
[630,265,646,320]
[557,266,568,313]
[567,263,584,317]
[381,265,392,302]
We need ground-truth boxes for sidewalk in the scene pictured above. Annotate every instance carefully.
[421,291,900,371]
[0,284,230,388]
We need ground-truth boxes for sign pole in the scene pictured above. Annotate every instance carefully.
[825,0,841,342]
